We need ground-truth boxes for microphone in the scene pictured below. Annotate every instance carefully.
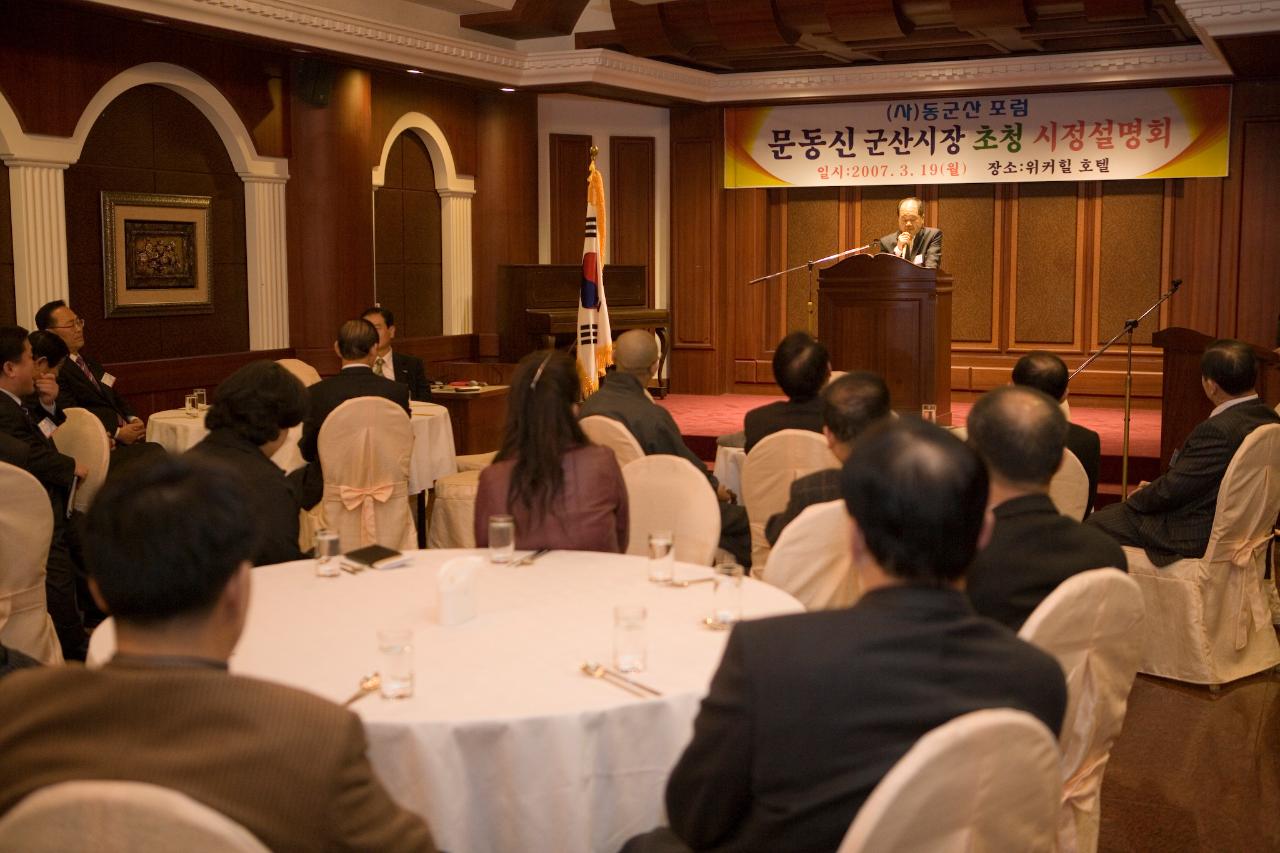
[1170,278,1182,292]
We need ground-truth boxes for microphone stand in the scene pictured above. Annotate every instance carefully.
[1070,278,1181,500]
[748,242,879,334]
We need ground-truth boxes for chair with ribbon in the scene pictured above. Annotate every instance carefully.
[1048,448,1091,521]
[757,499,860,610]
[1018,568,1145,853]
[580,415,645,469]
[51,408,110,512]
[837,708,1061,852]
[1123,423,1280,686]
[317,397,415,551]
[621,454,721,565]
[274,358,322,388]
[0,462,62,665]
[741,429,840,569]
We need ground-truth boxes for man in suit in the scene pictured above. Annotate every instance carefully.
[742,331,830,454]
[1012,350,1101,517]
[0,456,437,851]
[965,386,1127,631]
[1087,339,1280,565]
[292,318,411,509]
[624,421,1066,853]
[363,306,431,400]
[877,196,943,268]
[764,370,890,544]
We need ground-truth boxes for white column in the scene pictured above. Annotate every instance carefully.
[6,160,70,327]
[439,189,475,335]
[242,175,290,350]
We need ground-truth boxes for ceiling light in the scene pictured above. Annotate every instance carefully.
[407,69,423,75]
[500,87,517,93]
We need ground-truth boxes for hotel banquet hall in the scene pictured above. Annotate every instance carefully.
[0,1,1278,851]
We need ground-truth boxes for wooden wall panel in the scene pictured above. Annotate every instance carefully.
[937,184,996,345]
[108,348,291,422]
[0,163,12,326]
[1236,119,1280,349]
[549,134,592,264]
[610,136,656,302]
[784,188,839,334]
[1097,180,1164,347]
[1168,177,1224,335]
[860,185,917,245]
[726,188,777,384]
[375,131,443,338]
[1013,183,1078,346]
[369,69,478,177]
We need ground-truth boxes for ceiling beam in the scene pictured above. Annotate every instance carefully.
[460,0,590,40]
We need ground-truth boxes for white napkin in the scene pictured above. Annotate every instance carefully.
[436,556,482,626]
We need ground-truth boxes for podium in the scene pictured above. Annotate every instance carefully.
[818,254,953,425]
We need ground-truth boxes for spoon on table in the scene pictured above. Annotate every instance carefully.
[667,577,714,588]
[343,672,381,706]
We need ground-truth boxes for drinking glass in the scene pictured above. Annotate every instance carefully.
[194,388,208,410]
[183,394,198,418]
[377,628,414,699]
[488,515,515,563]
[708,562,744,629]
[613,604,647,673]
[647,530,674,584]
[314,530,341,578]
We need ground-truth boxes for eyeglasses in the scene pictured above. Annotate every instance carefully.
[51,318,85,330]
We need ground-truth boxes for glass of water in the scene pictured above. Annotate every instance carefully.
[194,388,208,410]
[648,530,674,584]
[613,604,647,673]
[377,628,414,699]
[314,530,341,578]
[183,394,198,418]
[488,515,515,563]
[708,562,744,629]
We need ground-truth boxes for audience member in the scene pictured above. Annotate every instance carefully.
[362,306,431,400]
[291,319,411,509]
[1087,339,1279,564]
[0,457,438,851]
[475,350,628,552]
[1012,350,1101,516]
[187,361,308,566]
[580,330,751,566]
[965,386,1127,630]
[26,330,70,426]
[0,644,39,679]
[764,370,890,544]
[743,331,830,453]
[624,421,1066,853]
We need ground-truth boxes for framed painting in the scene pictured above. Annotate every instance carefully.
[101,191,213,318]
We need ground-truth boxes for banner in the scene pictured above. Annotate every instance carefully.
[576,161,613,397]
[724,85,1230,189]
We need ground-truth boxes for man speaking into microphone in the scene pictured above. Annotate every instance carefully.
[877,196,943,269]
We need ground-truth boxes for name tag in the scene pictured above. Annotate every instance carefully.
[101,372,116,387]
[913,254,924,265]
[38,418,57,438]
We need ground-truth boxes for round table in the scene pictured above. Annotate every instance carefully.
[232,549,802,853]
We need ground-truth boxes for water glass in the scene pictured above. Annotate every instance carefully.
[194,388,208,410]
[708,562,745,629]
[314,530,341,578]
[183,393,198,417]
[613,604,647,673]
[377,628,414,699]
[647,530,674,584]
[488,515,515,563]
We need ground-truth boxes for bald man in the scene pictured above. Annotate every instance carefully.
[580,331,752,566]
[877,197,942,269]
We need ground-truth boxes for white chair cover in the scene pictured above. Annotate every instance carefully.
[838,708,1061,853]
[51,408,110,512]
[741,429,839,568]
[1124,423,1280,685]
[622,455,721,566]
[580,416,645,469]
[1048,448,1091,521]
[456,451,497,472]
[274,358,322,387]
[0,780,269,852]
[0,462,62,665]
[757,499,860,610]
[86,617,116,669]
[427,469,481,549]
[1018,568,1145,853]
[317,397,415,552]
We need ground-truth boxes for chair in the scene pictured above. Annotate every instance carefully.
[275,358,322,387]
[580,415,645,469]
[757,499,860,610]
[0,462,62,665]
[1048,448,1091,521]
[427,469,481,549]
[740,429,839,568]
[51,408,110,512]
[456,451,497,472]
[1018,569,1145,853]
[317,397,415,551]
[1123,423,1280,685]
[622,455,721,565]
[0,780,269,852]
[838,709,1061,853]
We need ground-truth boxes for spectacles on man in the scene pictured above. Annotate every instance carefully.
[51,317,85,330]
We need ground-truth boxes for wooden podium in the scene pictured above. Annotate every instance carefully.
[818,254,953,424]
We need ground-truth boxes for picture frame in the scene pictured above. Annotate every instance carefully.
[101,191,214,318]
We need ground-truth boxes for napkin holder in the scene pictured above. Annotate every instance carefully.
[436,556,482,626]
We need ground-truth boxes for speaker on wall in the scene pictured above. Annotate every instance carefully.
[293,58,336,108]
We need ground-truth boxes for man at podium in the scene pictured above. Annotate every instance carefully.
[877,196,942,269]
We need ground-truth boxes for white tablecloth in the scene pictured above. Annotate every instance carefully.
[146,402,458,493]
[713,445,746,498]
[231,550,802,853]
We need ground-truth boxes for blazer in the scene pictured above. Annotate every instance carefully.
[764,467,841,545]
[474,444,629,553]
[54,351,135,436]
[664,586,1067,852]
[1066,422,1102,518]
[967,493,1128,631]
[0,658,437,852]
[878,225,943,269]
[390,351,431,401]
[186,429,303,567]
[298,366,411,463]
[0,391,76,499]
[742,397,824,454]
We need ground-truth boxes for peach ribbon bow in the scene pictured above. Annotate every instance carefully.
[338,483,395,547]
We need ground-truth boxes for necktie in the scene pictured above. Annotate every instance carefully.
[374,357,386,378]
[74,355,99,389]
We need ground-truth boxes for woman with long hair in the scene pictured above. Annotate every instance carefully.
[474,350,629,553]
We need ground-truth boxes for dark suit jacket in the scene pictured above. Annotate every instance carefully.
[54,351,135,435]
[742,397,824,454]
[967,493,1128,631]
[764,468,841,545]
[0,658,436,852]
[878,225,943,269]
[0,392,76,500]
[390,351,431,401]
[1066,422,1102,518]
[664,586,1066,852]
[186,429,303,566]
